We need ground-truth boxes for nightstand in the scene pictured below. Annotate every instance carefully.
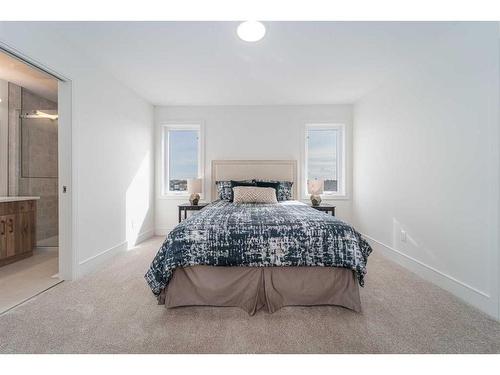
[309,204,336,216]
[178,203,209,223]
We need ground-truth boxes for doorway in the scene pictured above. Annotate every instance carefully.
[0,47,71,313]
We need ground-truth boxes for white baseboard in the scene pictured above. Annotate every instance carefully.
[76,229,156,278]
[155,227,173,236]
[362,233,499,320]
[77,241,128,277]
[129,228,155,247]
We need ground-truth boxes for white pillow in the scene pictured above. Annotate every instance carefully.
[232,186,278,204]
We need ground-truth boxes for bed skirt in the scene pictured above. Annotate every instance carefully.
[160,266,361,315]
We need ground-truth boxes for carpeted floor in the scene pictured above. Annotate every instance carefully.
[0,236,499,354]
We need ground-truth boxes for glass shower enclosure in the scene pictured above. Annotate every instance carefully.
[18,109,59,248]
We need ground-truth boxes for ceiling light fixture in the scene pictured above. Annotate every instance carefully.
[237,21,266,42]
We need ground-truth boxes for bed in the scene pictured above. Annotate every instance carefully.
[145,160,372,315]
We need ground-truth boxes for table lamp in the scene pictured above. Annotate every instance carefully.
[187,178,202,205]
[307,179,324,206]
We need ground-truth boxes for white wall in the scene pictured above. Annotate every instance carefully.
[155,105,353,233]
[0,23,155,277]
[353,23,500,319]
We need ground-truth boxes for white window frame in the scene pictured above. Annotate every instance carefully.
[303,123,346,199]
[160,122,204,198]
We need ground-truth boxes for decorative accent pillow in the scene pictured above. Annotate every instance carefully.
[230,180,256,201]
[253,180,293,201]
[233,186,278,204]
[215,180,233,201]
[254,180,280,200]
[230,180,256,188]
[216,180,255,201]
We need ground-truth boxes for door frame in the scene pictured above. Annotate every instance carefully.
[0,42,76,280]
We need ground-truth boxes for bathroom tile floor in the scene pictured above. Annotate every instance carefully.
[0,247,60,314]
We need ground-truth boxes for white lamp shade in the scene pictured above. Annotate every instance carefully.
[307,179,324,195]
[187,178,202,194]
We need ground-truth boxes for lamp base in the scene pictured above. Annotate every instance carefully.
[310,194,322,206]
[189,193,200,205]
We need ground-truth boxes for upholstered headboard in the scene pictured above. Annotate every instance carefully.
[211,160,297,201]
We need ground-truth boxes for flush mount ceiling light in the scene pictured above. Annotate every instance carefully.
[237,21,266,42]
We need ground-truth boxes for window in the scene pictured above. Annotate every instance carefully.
[162,124,203,196]
[304,124,345,197]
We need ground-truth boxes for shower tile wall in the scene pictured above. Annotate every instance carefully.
[7,84,20,196]
[8,83,58,242]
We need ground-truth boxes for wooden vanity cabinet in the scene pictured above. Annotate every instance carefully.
[0,200,36,267]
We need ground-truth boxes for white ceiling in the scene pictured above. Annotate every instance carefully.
[45,22,454,106]
[0,52,58,102]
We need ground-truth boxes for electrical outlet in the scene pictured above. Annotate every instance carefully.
[400,230,407,242]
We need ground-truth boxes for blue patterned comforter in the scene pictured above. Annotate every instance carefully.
[145,200,372,298]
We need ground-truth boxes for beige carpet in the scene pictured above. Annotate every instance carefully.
[0,236,499,354]
[0,247,60,314]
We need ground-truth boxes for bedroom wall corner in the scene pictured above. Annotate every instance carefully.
[352,22,500,320]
